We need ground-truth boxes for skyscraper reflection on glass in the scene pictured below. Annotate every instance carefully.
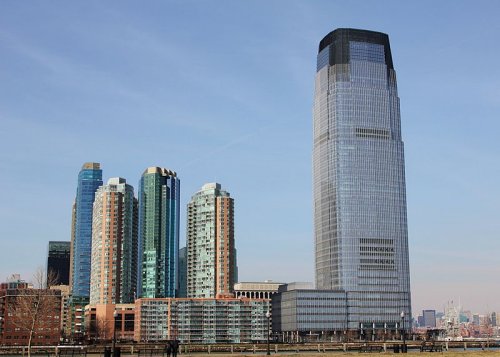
[138,167,180,298]
[71,162,103,298]
[313,29,411,328]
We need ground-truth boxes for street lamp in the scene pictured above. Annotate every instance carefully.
[265,310,271,355]
[112,311,118,356]
[400,311,406,353]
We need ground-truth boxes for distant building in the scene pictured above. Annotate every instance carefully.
[422,310,436,328]
[0,276,61,346]
[138,167,180,298]
[479,314,489,326]
[47,241,71,285]
[187,183,236,298]
[178,247,187,298]
[134,298,269,344]
[491,312,497,327]
[473,314,480,325]
[71,162,103,298]
[90,178,138,304]
[459,313,469,323]
[234,281,285,300]
[459,310,471,323]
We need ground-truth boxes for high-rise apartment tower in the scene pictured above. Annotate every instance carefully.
[138,167,180,298]
[186,183,236,298]
[70,162,103,297]
[90,178,138,304]
[312,29,411,328]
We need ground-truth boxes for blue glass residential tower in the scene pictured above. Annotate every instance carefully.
[313,29,411,329]
[138,167,180,298]
[70,162,103,297]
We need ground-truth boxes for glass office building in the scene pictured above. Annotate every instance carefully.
[312,29,411,329]
[47,241,71,285]
[272,289,348,334]
[71,162,103,297]
[138,167,180,298]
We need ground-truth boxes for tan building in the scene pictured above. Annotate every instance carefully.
[84,304,135,342]
[90,178,138,305]
[187,183,236,298]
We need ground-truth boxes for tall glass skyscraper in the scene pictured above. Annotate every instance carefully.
[71,162,103,297]
[138,167,180,298]
[313,29,411,328]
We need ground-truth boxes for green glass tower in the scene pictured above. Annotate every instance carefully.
[138,167,180,298]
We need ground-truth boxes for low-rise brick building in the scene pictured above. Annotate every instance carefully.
[0,276,62,346]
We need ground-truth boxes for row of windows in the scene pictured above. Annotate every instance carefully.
[355,127,391,139]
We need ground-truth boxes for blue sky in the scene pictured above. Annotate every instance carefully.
[1,1,499,314]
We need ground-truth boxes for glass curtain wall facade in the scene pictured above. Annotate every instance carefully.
[186,183,236,298]
[90,178,138,304]
[47,241,71,285]
[178,247,187,298]
[312,29,411,328]
[71,162,103,298]
[138,167,180,298]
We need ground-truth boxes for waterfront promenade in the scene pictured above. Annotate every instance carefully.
[1,341,499,356]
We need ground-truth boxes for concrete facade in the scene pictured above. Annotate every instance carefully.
[186,183,236,298]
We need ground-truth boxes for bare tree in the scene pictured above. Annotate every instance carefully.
[8,268,61,357]
[46,268,61,287]
[95,317,111,342]
[88,315,111,342]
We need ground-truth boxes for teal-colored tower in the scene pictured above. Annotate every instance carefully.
[138,167,180,298]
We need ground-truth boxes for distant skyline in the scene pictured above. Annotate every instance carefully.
[1,1,499,314]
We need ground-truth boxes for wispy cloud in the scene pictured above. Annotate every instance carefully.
[11,32,146,95]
